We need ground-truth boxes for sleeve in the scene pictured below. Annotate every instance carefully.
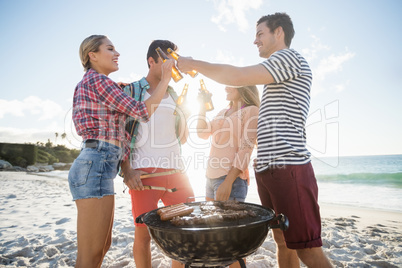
[232,106,259,172]
[95,75,149,122]
[260,50,302,84]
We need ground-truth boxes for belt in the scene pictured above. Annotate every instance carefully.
[84,139,121,148]
[140,169,182,179]
[84,139,99,148]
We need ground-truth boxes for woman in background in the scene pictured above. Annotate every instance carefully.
[197,85,259,268]
[68,35,173,268]
[197,86,260,202]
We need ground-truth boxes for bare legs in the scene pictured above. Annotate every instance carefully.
[133,226,152,268]
[272,229,332,268]
[75,195,115,268]
[133,226,184,268]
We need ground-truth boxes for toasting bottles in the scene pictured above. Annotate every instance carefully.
[167,48,198,78]
[155,47,183,83]
[199,79,214,111]
[174,83,189,115]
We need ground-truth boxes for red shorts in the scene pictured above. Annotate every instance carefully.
[130,167,195,227]
[255,162,322,249]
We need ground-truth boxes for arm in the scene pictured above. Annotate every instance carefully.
[196,104,212,140]
[232,107,259,173]
[216,107,259,201]
[94,60,175,122]
[120,159,144,191]
[143,59,174,116]
[177,57,275,86]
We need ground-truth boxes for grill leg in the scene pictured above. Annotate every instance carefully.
[238,258,246,268]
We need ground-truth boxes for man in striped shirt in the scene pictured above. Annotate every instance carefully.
[177,12,332,268]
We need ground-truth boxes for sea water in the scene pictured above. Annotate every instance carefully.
[311,154,402,212]
[52,154,402,213]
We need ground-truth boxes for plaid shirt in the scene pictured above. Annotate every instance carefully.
[72,69,149,160]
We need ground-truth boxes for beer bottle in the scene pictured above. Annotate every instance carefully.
[199,79,214,111]
[167,48,198,78]
[174,83,189,115]
[155,47,183,83]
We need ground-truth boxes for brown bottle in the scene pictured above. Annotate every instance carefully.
[167,48,198,78]
[174,83,189,115]
[155,47,183,83]
[199,79,214,111]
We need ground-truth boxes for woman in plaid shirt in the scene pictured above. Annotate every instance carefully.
[68,35,173,268]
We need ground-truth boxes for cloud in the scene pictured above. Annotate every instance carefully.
[0,96,64,120]
[215,49,245,65]
[303,35,355,95]
[210,0,263,32]
[315,51,355,82]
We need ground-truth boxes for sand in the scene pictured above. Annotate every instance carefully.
[0,171,401,267]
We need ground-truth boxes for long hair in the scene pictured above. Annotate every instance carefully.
[79,35,107,71]
[229,85,260,108]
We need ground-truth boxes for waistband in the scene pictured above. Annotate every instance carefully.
[139,169,182,179]
[83,139,121,148]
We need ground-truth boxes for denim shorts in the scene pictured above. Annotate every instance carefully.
[206,175,248,202]
[68,140,122,201]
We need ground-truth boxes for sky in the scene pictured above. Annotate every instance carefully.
[0,0,401,163]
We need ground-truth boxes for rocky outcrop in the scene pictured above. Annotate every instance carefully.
[0,160,13,170]
[1,161,72,172]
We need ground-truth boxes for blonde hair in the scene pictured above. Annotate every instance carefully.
[79,35,107,71]
[230,85,260,108]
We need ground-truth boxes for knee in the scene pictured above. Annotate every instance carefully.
[104,234,112,253]
[134,227,151,247]
[296,247,332,267]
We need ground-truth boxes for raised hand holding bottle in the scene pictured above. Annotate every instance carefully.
[155,47,183,83]
[167,48,198,78]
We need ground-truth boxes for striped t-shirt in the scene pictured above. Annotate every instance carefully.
[255,48,312,172]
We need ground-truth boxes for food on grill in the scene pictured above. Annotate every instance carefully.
[158,203,194,221]
[170,200,257,226]
[157,203,187,215]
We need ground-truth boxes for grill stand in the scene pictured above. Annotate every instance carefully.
[184,258,246,268]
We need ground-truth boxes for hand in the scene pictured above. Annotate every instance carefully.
[123,168,146,191]
[253,158,257,169]
[198,91,212,106]
[215,180,233,201]
[161,59,174,82]
[197,92,204,105]
[177,56,193,73]
[117,82,129,89]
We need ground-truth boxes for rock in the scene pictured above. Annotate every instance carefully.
[27,165,39,172]
[38,165,54,172]
[52,162,72,170]
[0,160,12,169]
[13,166,26,171]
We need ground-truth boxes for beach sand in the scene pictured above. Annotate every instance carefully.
[0,171,401,267]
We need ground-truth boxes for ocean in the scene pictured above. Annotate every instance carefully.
[50,154,402,213]
[311,154,402,212]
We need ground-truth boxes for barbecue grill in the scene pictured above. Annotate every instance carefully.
[136,201,288,268]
